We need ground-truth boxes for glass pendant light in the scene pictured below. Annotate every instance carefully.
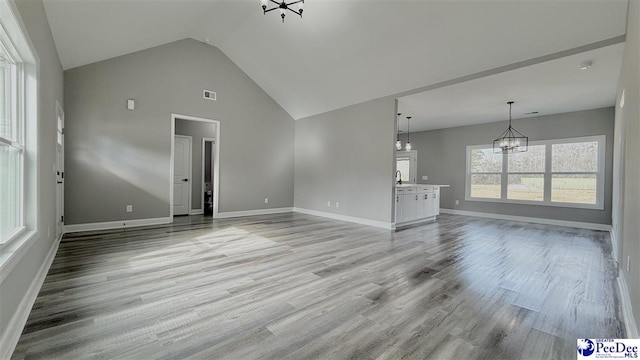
[396,113,402,150]
[405,116,412,151]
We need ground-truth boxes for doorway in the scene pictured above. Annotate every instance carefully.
[55,101,64,238]
[202,138,215,216]
[170,114,220,219]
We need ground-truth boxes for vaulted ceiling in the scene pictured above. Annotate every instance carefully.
[42,0,628,120]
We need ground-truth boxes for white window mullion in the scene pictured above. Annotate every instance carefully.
[501,153,508,200]
[544,143,552,202]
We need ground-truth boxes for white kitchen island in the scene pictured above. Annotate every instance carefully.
[395,184,449,227]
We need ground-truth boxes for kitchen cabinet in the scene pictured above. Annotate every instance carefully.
[395,185,445,226]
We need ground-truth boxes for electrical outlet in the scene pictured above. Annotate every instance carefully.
[126,205,133,212]
[336,202,340,208]
[627,256,631,273]
[327,201,331,207]
[455,200,460,206]
[264,198,269,204]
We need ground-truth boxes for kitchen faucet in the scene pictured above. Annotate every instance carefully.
[395,170,402,185]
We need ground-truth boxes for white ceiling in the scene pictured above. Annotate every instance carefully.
[42,0,629,120]
[397,43,625,132]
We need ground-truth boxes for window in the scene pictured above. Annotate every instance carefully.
[396,150,417,183]
[469,147,502,199]
[465,136,605,209]
[0,36,22,243]
[0,5,36,246]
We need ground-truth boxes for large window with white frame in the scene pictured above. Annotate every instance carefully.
[0,31,22,243]
[0,2,36,246]
[465,135,605,209]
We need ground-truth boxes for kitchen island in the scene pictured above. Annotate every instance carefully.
[395,184,449,227]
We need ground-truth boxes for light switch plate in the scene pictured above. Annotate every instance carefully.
[127,99,135,110]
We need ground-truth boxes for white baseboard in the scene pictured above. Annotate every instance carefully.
[617,270,639,338]
[0,233,61,359]
[610,228,619,263]
[189,209,204,215]
[215,207,293,219]
[63,217,172,233]
[395,216,437,229]
[293,208,393,230]
[439,209,611,231]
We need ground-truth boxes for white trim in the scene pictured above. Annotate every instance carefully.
[201,137,215,214]
[0,232,61,360]
[63,217,171,233]
[610,228,619,263]
[293,208,394,230]
[439,208,610,231]
[617,270,639,338]
[170,114,220,219]
[189,209,204,216]
[216,207,293,219]
[395,216,437,229]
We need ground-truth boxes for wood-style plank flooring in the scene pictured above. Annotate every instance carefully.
[12,213,624,359]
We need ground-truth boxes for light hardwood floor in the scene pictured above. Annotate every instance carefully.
[12,213,624,359]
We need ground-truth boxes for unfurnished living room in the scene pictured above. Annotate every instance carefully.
[0,0,639,359]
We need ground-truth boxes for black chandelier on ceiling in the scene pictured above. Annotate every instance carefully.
[261,0,304,23]
[493,101,528,154]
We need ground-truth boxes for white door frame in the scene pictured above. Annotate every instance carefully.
[201,137,216,213]
[55,101,64,238]
[173,134,192,216]
[170,114,220,219]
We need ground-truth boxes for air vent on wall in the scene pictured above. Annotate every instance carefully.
[203,90,216,101]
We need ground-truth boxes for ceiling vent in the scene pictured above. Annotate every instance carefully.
[203,90,216,101]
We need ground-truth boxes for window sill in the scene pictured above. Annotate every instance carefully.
[464,196,604,210]
[0,229,37,284]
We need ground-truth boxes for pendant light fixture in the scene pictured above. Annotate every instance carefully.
[396,113,402,150]
[405,116,412,151]
[261,0,304,23]
[493,101,528,154]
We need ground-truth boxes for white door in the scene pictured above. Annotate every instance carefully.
[173,135,191,216]
[55,105,64,238]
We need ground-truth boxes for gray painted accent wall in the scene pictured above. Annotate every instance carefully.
[398,108,614,225]
[0,0,64,342]
[63,39,295,224]
[175,119,216,211]
[614,0,640,333]
[294,97,396,223]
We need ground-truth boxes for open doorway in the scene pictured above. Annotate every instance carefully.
[55,101,65,238]
[170,114,220,219]
[202,138,215,216]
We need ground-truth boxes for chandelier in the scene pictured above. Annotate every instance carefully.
[493,101,528,154]
[261,0,304,23]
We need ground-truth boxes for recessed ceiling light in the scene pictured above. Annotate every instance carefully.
[524,111,539,115]
[204,38,211,43]
[579,60,593,70]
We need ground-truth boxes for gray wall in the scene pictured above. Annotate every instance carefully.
[175,118,216,211]
[294,97,396,223]
[0,0,64,345]
[614,0,640,333]
[64,39,295,224]
[399,108,614,225]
